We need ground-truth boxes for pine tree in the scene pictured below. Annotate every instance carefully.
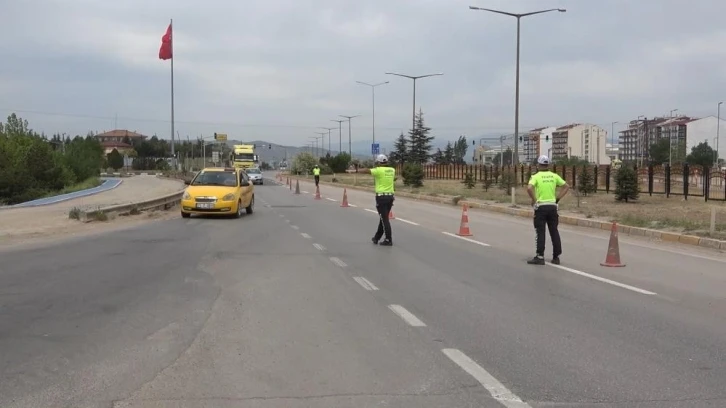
[577,165,596,196]
[443,142,454,165]
[614,166,639,202]
[408,108,434,165]
[432,148,445,164]
[391,132,408,164]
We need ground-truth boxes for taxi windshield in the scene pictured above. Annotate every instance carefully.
[191,171,238,187]
[246,168,261,174]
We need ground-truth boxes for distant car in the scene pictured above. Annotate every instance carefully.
[245,167,264,185]
[180,167,254,218]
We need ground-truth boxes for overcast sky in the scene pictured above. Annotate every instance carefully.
[2,0,726,148]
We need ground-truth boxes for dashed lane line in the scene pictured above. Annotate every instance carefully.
[313,243,326,251]
[291,225,299,230]
[442,348,531,408]
[301,233,312,239]
[396,217,419,226]
[387,305,426,327]
[329,257,347,268]
[353,277,379,291]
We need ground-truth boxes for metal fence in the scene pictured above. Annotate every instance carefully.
[394,163,726,202]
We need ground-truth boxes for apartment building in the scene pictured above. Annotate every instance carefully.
[521,126,556,163]
[618,115,725,165]
[551,123,610,164]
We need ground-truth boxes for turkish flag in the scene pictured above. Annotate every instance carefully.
[158,23,172,60]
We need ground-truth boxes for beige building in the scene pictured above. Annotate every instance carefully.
[94,129,148,154]
[551,123,610,164]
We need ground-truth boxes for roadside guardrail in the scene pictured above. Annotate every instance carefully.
[79,190,183,222]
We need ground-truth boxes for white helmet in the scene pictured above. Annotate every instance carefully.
[537,155,550,165]
[375,154,388,164]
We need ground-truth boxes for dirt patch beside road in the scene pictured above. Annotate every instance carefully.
[0,175,184,248]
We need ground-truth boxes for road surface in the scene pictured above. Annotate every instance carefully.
[1,177,725,407]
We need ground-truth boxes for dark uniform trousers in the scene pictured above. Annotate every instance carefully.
[314,175,320,186]
[534,203,562,258]
[374,194,394,241]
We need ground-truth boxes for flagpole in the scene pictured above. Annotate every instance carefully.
[170,18,176,165]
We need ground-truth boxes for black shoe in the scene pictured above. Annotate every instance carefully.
[551,257,561,265]
[527,256,545,265]
[379,239,393,246]
[372,237,380,245]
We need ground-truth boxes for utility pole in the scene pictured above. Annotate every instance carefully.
[356,80,389,157]
[318,127,335,156]
[330,119,346,154]
[339,115,360,158]
[385,72,443,139]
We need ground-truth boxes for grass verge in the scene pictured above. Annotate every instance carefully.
[44,177,103,198]
[318,173,726,240]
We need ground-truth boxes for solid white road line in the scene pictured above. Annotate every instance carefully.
[302,191,309,194]
[291,225,299,230]
[329,257,347,268]
[349,204,358,207]
[313,243,326,251]
[301,233,312,239]
[442,349,531,408]
[364,208,378,214]
[442,231,491,247]
[547,263,657,295]
[387,305,426,327]
[353,276,379,291]
[326,197,337,202]
[396,217,419,226]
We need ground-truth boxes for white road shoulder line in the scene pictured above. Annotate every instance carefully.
[442,231,491,247]
[364,208,378,214]
[301,233,311,239]
[326,197,337,202]
[291,225,299,230]
[547,263,657,295]
[388,305,426,327]
[353,276,379,291]
[329,257,347,268]
[442,349,531,408]
[313,243,326,251]
[396,217,419,226]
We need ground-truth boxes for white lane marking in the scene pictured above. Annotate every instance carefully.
[301,233,311,239]
[442,231,491,247]
[442,349,531,408]
[285,219,290,223]
[329,257,347,268]
[326,197,337,202]
[302,191,309,194]
[349,204,358,207]
[313,243,326,251]
[353,276,379,291]
[396,217,419,226]
[279,214,285,218]
[547,263,657,295]
[364,208,378,214]
[387,305,426,327]
[291,225,299,230]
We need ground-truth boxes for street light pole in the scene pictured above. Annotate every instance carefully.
[717,102,723,168]
[339,115,360,158]
[469,6,566,166]
[668,109,678,167]
[312,133,324,158]
[611,121,618,160]
[330,119,346,154]
[385,72,443,136]
[318,127,335,155]
[356,80,389,156]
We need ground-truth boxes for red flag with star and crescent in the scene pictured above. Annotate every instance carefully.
[158,23,172,60]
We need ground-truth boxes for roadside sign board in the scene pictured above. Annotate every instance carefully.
[371,143,380,155]
[214,133,228,141]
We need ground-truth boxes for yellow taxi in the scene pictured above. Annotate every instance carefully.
[180,167,254,218]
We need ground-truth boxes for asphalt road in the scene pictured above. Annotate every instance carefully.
[1,177,725,407]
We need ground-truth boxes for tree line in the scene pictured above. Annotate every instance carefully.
[0,113,106,204]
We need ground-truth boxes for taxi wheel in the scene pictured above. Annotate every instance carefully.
[246,195,254,214]
[181,211,191,218]
[234,200,243,218]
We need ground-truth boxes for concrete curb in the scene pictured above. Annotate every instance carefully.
[79,190,184,222]
[290,176,726,252]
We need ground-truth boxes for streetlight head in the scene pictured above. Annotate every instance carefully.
[557,8,566,12]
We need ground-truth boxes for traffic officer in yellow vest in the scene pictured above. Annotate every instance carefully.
[312,165,321,187]
[526,155,570,265]
[356,154,395,246]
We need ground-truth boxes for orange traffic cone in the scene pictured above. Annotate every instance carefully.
[600,222,625,267]
[286,177,290,186]
[314,185,322,200]
[289,179,292,190]
[294,180,300,194]
[456,203,473,236]
[389,209,395,219]
[340,189,350,207]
